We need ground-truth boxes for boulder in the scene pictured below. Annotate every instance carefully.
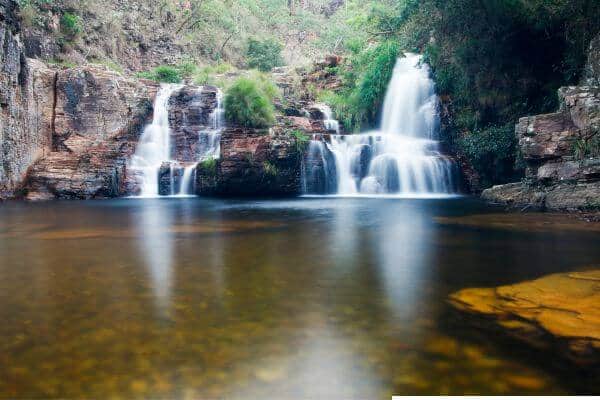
[449,269,600,368]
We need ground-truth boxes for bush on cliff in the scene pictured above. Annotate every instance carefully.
[320,41,400,132]
[137,66,182,84]
[224,77,276,129]
[246,38,284,72]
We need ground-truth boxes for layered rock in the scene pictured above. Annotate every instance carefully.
[449,270,600,368]
[195,127,303,196]
[0,0,55,197]
[482,85,600,210]
[24,66,157,199]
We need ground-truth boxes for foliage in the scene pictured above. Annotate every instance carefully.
[457,125,521,188]
[573,134,600,160]
[60,13,82,39]
[246,38,284,72]
[199,157,218,175]
[224,76,277,128]
[263,161,278,177]
[137,66,182,83]
[290,129,310,152]
[321,40,399,132]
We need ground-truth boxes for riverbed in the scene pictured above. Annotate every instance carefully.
[0,197,598,397]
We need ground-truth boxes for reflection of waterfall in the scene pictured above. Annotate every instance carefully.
[303,54,458,196]
[130,85,181,197]
[131,85,225,197]
[135,201,174,314]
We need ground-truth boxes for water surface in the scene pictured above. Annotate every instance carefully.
[0,197,598,398]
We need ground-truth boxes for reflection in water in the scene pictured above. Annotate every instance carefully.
[0,198,598,398]
[134,201,175,314]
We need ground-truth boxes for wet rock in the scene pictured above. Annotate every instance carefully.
[449,269,600,367]
[196,127,303,196]
[168,85,219,162]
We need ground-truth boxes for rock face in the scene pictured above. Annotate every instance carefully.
[449,270,600,368]
[23,67,156,199]
[168,85,219,162]
[195,127,303,196]
[482,84,600,210]
[0,0,54,197]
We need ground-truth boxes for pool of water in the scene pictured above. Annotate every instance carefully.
[0,197,598,398]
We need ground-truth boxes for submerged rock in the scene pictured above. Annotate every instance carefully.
[449,269,600,367]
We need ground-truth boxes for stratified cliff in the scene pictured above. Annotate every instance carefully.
[0,0,54,197]
[482,36,600,211]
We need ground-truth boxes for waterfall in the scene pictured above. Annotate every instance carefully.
[130,84,181,197]
[131,85,225,197]
[303,53,458,196]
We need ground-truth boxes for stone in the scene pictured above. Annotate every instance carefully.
[24,65,157,199]
[0,1,55,198]
[195,127,303,196]
[449,269,600,367]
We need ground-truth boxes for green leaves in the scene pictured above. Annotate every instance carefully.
[246,38,284,72]
[136,66,182,84]
[224,76,277,129]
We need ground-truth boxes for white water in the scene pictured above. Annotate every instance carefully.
[131,85,225,197]
[304,53,457,196]
[130,85,181,197]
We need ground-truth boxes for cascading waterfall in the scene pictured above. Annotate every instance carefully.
[131,85,225,197]
[130,84,181,197]
[176,90,224,195]
[304,53,458,196]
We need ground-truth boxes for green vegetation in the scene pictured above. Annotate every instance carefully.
[224,76,278,128]
[246,38,284,72]
[137,66,182,83]
[60,13,82,39]
[199,157,218,175]
[573,134,600,160]
[457,125,521,188]
[263,161,278,177]
[290,129,310,152]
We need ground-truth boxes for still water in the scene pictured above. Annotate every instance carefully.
[0,197,598,398]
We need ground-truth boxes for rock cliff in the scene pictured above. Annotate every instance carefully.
[482,38,600,211]
[0,0,54,197]
[24,66,157,199]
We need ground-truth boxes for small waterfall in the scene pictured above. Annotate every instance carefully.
[131,85,225,197]
[320,104,340,134]
[303,53,458,196]
[130,84,182,197]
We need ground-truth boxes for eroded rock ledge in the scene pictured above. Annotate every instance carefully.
[482,37,600,211]
[449,270,600,368]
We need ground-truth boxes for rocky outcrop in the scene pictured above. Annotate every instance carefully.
[449,270,600,368]
[482,84,600,210]
[195,127,303,196]
[0,0,55,198]
[23,66,157,199]
[168,85,219,162]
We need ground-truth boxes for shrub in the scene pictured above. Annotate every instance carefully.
[60,13,82,39]
[573,133,600,160]
[137,65,182,83]
[263,161,278,177]
[290,129,310,152]
[246,38,284,72]
[224,77,276,128]
[457,124,520,188]
[199,157,217,175]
